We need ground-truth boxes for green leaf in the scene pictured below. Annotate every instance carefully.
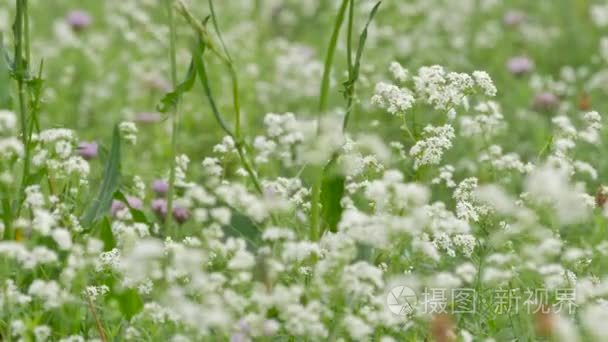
[116,288,143,320]
[320,157,346,233]
[82,125,122,227]
[98,217,116,251]
[156,58,196,113]
[224,212,261,248]
[342,1,382,131]
[350,1,381,84]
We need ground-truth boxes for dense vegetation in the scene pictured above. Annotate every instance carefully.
[1,0,608,341]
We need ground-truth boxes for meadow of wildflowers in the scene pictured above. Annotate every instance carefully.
[2,0,608,341]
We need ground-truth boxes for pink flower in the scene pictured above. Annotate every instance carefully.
[152,179,169,196]
[533,92,559,111]
[135,112,162,124]
[66,10,92,31]
[78,141,98,160]
[503,10,526,27]
[151,198,168,217]
[507,56,534,75]
[111,196,143,216]
[172,207,189,224]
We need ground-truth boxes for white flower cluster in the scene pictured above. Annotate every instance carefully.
[371,82,415,115]
[119,121,138,145]
[459,101,505,138]
[3,1,608,337]
[32,128,90,184]
[413,65,496,110]
[409,124,455,169]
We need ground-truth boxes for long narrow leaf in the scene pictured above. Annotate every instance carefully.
[157,58,196,113]
[82,125,121,226]
[342,1,382,131]
[192,43,235,138]
[351,1,382,83]
[318,0,349,115]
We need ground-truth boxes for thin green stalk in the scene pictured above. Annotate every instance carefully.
[164,0,179,232]
[346,0,354,74]
[342,0,355,133]
[309,0,349,241]
[342,1,381,132]
[23,0,29,63]
[316,0,349,133]
[401,115,416,142]
[193,46,263,195]
[14,0,31,217]
[341,0,354,133]
[208,0,242,139]
[309,178,321,240]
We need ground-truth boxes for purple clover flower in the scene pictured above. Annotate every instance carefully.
[172,207,190,224]
[533,92,559,111]
[507,56,534,75]
[78,141,98,160]
[111,196,143,217]
[151,198,168,217]
[135,112,162,124]
[152,179,169,196]
[66,10,92,31]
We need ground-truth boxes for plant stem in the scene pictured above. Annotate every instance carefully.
[23,0,29,63]
[401,116,416,142]
[230,67,241,139]
[193,47,264,195]
[14,0,31,217]
[310,0,349,241]
[164,0,179,233]
[342,1,381,132]
[316,0,349,133]
[235,142,263,194]
[341,0,355,133]
[207,0,242,140]
[86,295,108,342]
[346,0,354,74]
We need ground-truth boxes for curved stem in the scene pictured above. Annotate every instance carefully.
[401,115,416,142]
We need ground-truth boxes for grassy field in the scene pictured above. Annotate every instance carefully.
[2,0,608,340]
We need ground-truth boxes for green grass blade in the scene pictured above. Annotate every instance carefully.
[82,125,122,227]
[317,0,349,121]
[351,1,381,84]
[342,1,382,131]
